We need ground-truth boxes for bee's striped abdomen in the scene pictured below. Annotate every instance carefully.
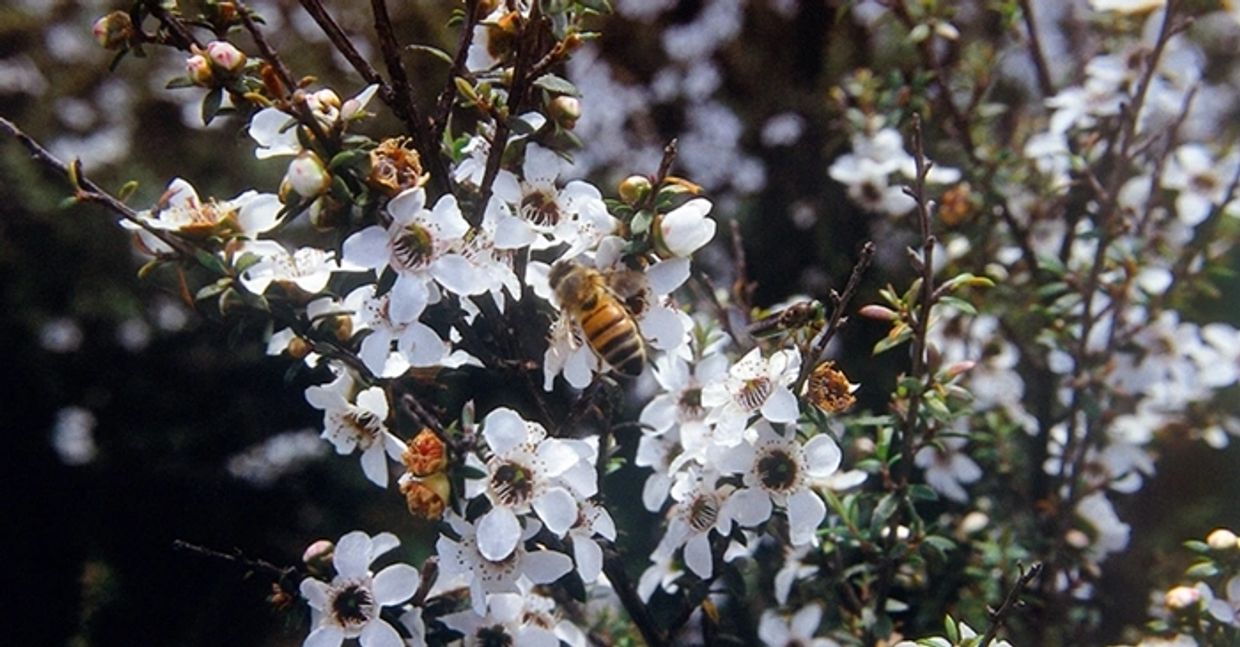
[581,300,645,377]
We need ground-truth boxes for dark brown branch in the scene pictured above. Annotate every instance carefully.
[370,0,450,195]
[142,0,204,50]
[172,539,302,590]
[602,548,668,647]
[979,562,1042,647]
[433,0,481,142]
[297,0,386,86]
[1017,0,1055,97]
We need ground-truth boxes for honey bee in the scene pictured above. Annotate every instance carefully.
[548,260,647,377]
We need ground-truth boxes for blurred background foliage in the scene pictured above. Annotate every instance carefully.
[2,1,1237,645]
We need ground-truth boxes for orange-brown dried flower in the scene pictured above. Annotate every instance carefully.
[805,361,859,414]
[938,182,973,227]
[368,138,426,197]
[400,472,449,521]
[402,428,447,477]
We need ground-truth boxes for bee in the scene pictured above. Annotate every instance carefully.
[548,260,647,377]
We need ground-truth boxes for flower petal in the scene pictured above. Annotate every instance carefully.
[532,487,578,536]
[305,626,345,647]
[760,386,800,423]
[300,578,330,609]
[359,620,404,647]
[803,434,843,479]
[477,507,522,561]
[521,550,573,584]
[684,532,713,579]
[786,489,826,546]
[573,535,603,583]
[483,407,528,455]
[341,226,390,271]
[334,531,373,578]
[372,563,420,606]
[728,487,773,527]
[431,253,488,296]
[360,444,389,487]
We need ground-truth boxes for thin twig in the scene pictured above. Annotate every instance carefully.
[1017,0,1055,97]
[979,562,1042,647]
[433,0,481,142]
[172,539,302,590]
[143,0,204,50]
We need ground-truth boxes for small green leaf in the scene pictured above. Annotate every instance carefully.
[938,295,977,315]
[630,210,654,236]
[1183,540,1211,554]
[871,493,900,532]
[532,73,580,96]
[459,465,487,481]
[165,76,195,90]
[194,250,228,275]
[406,43,454,65]
[201,86,224,125]
[117,180,140,202]
[1185,561,1219,579]
[329,149,370,173]
[909,484,939,502]
[944,615,960,643]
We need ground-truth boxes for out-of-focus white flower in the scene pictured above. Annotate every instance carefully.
[50,406,98,465]
[716,422,841,546]
[637,549,682,602]
[773,544,817,605]
[829,128,960,215]
[440,592,563,647]
[226,429,326,486]
[1161,144,1240,226]
[892,620,1012,647]
[122,178,280,253]
[463,407,593,561]
[239,242,338,295]
[703,348,801,445]
[300,531,420,647]
[758,604,839,647]
[343,188,486,323]
[1076,492,1131,560]
[305,373,405,487]
[914,436,982,503]
[1089,0,1166,14]
[635,427,683,512]
[435,514,574,615]
[344,284,448,377]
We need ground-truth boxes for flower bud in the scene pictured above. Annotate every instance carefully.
[400,472,450,521]
[206,41,247,73]
[92,11,134,50]
[286,336,312,359]
[618,175,652,206]
[959,511,989,535]
[549,96,581,130]
[944,360,977,380]
[1164,585,1201,611]
[302,539,334,575]
[858,304,899,321]
[284,152,331,199]
[403,429,448,477]
[1207,528,1238,551]
[186,54,214,86]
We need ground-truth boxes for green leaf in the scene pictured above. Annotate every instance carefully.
[1037,254,1067,276]
[201,86,224,125]
[909,484,939,502]
[923,534,957,554]
[630,210,654,236]
[166,76,196,90]
[873,326,912,355]
[532,73,580,96]
[329,149,371,173]
[233,252,263,275]
[195,278,230,301]
[871,493,900,532]
[944,615,960,643]
[406,43,454,65]
[1185,561,1219,579]
[194,250,228,275]
[1182,540,1211,554]
[459,465,487,481]
[117,180,140,202]
[938,295,977,315]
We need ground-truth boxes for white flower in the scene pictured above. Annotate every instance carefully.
[635,427,684,512]
[300,531,420,647]
[637,550,682,602]
[344,284,449,377]
[656,198,716,258]
[1161,144,1240,226]
[464,407,592,561]
[913,436,982,503]
[716,422,841,546]
[122,178,280,253]
[305,374,405,487]
[566,500,617,584]
[773,544,817,605]
[342,188,486,323]
[703,347,802,445]
[249,108,301,159]
[440,592,562,647]
[829,128,960,215]
[654,468,742,579]
[1089,0,1166,14]
[239,242,338,295]
[435,514,575,615]
[1076,492,1131,561]
[491,143,617,256]
[641,353,727,442]
[758,605,839,647]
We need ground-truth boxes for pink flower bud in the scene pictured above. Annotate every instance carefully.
[1207,528,1238,551]
[859,304,898,321]
[206,41,247,72]
[1164,585,1201,611]
[284,152,331,198]
[92,11,134,50]
[186,54,214,86]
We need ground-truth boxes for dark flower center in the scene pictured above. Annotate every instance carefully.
[736,376,773,412]
[476,625,515,647]
[344,410,383,449]
[678,388,704,418]
[392,222,434,270]
[330,583,375,627]
[687,493,720,533]
[491,461,535,506]
[520,189,561,227]
[757,449,799,492]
